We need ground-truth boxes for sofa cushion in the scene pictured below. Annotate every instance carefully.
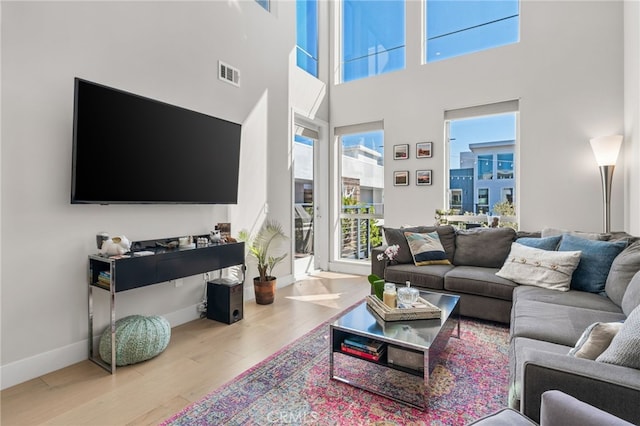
[568,322,624,360]
[496,243,581,292]
[383,225,456,264]
[605,241,640,307]
[384,263,453,290]
[511,299,627,346]
[512,286,623,313]
[516,235,562,251]
[404,231,450,265]
[444,265,517,301]
[621,271,640,316]
[453,227,516,268]
[558,234,626,293]
[596,305,640,369]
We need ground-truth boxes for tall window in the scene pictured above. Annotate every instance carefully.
[342,0,405,83]
[297,0,318,77]
[337,126,384,261]
[426,0,519,63]
[446,103,518,226]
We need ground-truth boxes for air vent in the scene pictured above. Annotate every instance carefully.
[218,61,240,87]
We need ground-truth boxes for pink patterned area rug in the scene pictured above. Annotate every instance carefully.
[161,311,509,426]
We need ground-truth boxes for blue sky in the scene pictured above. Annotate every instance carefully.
[449,114,516,169]
[297,1,520,163]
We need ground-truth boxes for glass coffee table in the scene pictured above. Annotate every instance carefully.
[329,290,460,410]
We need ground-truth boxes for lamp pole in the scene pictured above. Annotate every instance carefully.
[598,164,615,233]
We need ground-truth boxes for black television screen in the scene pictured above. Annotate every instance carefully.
[71,78,241,204]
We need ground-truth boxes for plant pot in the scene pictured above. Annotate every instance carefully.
[254,277,276,305]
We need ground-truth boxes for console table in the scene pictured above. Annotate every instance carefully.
[88,237,245,373]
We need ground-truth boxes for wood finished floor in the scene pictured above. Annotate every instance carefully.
[1,272,370,426]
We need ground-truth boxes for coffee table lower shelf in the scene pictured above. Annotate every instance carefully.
[328,291,460,411]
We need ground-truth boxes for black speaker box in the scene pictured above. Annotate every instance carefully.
[207,279,243,324]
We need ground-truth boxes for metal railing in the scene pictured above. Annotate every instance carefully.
[340,204,383,260]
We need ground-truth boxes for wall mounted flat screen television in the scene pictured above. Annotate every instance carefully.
[71,78,241,204]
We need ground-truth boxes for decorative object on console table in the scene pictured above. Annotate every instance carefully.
[217,223,231,242]
[238,220,288,305]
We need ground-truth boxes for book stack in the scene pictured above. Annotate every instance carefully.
[97,271,111,290]
[341,335,386,361]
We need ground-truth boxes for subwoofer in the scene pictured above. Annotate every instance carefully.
[206,279,243,324]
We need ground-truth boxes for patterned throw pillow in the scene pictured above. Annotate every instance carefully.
[568,322,624,360]
[596,305,640,369]
[495,243,582,291]
[404,231,450,266]
[558,234,627,293]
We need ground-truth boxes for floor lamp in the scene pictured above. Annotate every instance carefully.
[589,135,623,233]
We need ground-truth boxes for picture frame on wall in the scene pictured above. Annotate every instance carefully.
[416,142,433,158]
[393,144,409,160]
[416,170,432,186]
[394,170,409,186]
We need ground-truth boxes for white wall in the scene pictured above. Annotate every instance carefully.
[330,0,628,233]
[1,1,295,389]
[625,0,640,235]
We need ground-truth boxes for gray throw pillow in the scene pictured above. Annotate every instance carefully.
[605,241,640,307]
[383,225,455,264]
[453,227,516,268]
[596,305,640,369]
[621,271,640,316]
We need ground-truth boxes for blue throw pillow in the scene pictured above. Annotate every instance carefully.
[558,234,626,293]
[516,235,562,251]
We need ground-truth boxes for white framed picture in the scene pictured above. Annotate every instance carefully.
[416,142,433,158]
[394,144,409,160]
[394,170,409,186]
[416,170,432,186]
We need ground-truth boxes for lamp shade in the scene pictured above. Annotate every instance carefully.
[590,135,623,166]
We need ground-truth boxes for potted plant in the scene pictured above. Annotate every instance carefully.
[238,220,288,305]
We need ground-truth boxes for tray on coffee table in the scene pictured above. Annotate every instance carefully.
[366,295,441,321]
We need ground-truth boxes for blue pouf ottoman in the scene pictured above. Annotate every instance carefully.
[99,315,171,366]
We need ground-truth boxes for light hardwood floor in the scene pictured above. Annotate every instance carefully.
[1,272,370,426]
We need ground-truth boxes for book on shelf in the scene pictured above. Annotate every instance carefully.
[340,343,385,361]
[94,280,110,290]
[343,335,385,353]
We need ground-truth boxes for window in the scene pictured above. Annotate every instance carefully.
[497,153,514,179]
[336,124,384,261]
[426,0,519,63]
[297,0,318,77]
[446,101,518,222]
[477,154,493,180]
[478,188,489,213]
[342,0,405,83]
[255,0,270,12]
[450,189,463,210]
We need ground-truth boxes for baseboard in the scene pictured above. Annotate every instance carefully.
[0,303,203,390]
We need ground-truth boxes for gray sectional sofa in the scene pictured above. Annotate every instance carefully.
[371,225,640,424]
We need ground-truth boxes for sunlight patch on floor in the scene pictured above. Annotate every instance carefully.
[285,293,344,308]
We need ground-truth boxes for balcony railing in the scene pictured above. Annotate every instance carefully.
[340,203,383,261]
